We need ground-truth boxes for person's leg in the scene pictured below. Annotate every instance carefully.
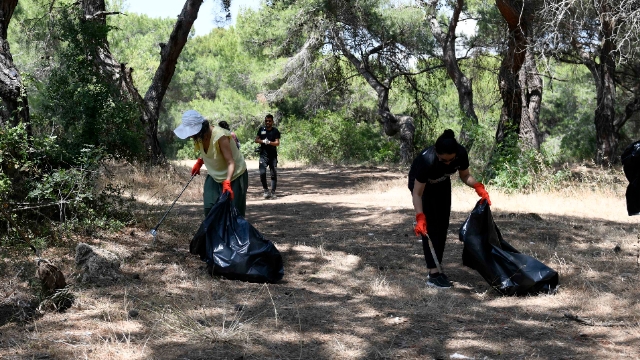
[259,156,270,198]
[205,173,248,217]
[268,157,278,193]
[231,170,248,217]
[421,181,452,274]
[203,175,221,217]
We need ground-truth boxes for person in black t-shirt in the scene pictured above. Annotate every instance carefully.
[254,114,281,199]
[408,129,491,288]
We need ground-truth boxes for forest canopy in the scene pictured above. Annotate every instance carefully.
[1,0,639,241]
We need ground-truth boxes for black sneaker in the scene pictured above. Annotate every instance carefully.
[427,273,452,288]
[270,190,277,199]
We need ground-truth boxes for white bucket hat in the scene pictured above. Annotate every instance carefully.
[174,110,206,139]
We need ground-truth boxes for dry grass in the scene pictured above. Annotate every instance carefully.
[1,161,639,359]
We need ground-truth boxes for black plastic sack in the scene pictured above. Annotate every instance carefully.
[459,201,559,296]
[190,192,284,283]
[621,140,640,216]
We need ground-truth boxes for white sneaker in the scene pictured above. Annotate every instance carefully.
[263,190,271,199]
[270,191,277,199]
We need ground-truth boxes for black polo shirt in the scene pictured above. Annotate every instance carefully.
[257,126,281,158]
[408,144,469,192]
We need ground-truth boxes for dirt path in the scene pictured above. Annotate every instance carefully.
[1,162,639,359]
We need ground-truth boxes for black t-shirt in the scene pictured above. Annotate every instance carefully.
[408,144,469,191]
[257,126,281,158]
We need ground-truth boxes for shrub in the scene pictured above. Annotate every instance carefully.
[1,125,133,249]
[487,132,571,192]
[279,111,400,164]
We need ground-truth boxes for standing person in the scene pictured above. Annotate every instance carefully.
[254,114,281,199]
[409,129,491,288]
[174,110,248,217]
[218,121,241,149]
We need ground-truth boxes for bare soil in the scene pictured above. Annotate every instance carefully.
[1,160,639,360]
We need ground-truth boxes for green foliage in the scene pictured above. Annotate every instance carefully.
[487,132,571,192]
[175,140,199,160]
[540,64,597,163]
[279,112,399,164]
[38,5,144,161]
[0,125,133,248]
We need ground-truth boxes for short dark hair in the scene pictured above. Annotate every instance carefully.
[218,121,230,131]
[265,114,274,120]
[435,129,458,154]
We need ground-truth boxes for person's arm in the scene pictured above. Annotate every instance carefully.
[458,168,478,187]
[459,168,491,205]
[412,179,428,236]
[219,136,235,181]
[269,138,280,147]
[412,179,426,214]
[254,135,263,144]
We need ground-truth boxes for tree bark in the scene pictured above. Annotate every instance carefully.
[333,31,415,163]
[577,4,618,166]
[82,0,204,164]
[494,0,540,150]
[0,0,31,132]
[425,0,478,150]
[519,50,542,149]
[585,59,618,165]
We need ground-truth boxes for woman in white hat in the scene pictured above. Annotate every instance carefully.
[174,110,248,216]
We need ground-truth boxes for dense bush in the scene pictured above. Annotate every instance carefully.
[38,5,144,162]
[279,112,400,164]
[0,124,133,250]
[487,132,571,192]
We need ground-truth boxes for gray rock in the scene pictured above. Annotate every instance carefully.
[75,243,123,285]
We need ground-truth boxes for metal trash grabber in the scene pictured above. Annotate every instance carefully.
[150,174,196,244]
[423,233,443,274]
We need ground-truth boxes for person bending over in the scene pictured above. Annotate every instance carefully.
[174,110,248,217]
[408,129,491,288]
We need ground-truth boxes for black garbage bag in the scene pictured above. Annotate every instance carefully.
[621,140,640,216]
[459,201,559,296]
[189,192,284,283]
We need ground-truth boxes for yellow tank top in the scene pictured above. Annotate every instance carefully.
[195,126,246,182]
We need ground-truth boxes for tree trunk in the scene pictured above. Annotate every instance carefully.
[377,91,415,163]
[495,0,526,146]
[580,6,618,166]
[586,59,618,165]
[333,31,415,163]
[82,0,204,164]
[0,0,31,132]
[426,0,478,150]
[518,50,542,149]
[494,0,541,150]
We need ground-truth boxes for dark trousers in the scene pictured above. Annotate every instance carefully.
[420,180,452,270]
[203,171,248,217]
[259,156,278,191]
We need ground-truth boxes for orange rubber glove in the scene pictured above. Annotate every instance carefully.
[191,158,204,176]
[414,213,427,236]
[473,182,491,205]
[222,180,234,200]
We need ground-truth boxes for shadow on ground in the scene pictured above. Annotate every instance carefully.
[1,164,638,359]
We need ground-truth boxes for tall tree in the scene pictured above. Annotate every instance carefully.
[539,0,640,164]
[0,0,30,132]
[241,0,435,163]
[81,0,208,163]
[494,0,542,150]
[422,0,478,150]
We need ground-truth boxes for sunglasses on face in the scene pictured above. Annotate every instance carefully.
[437,154,456,164]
